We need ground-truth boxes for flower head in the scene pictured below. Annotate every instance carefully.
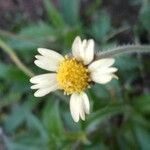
[30,36,118,122]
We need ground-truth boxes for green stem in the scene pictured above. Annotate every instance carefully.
[97,45,150,59]
[0,39,34,77]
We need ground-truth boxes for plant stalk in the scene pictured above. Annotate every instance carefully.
[97,45,150,59]
[0,39,34,77]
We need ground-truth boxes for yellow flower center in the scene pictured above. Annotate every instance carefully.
[56,57,91,95]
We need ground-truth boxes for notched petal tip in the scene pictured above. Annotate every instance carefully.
[80,115,85,121]
[71,111,80,122]
[113,74,119,79]
[37,48,49,53]
[74,36,81,41]
[34,87,54,97]
[29,77,35,84]
[72,36,82,47]
[88,58,116,72]
[34,60,40,67]
[35,55,41,59]
[73,117,80,122]
[88,39,94,45]
[34,92,43,97]
[72,36,81,48]
[30,84,39,89]
[34,60,38,64]
[111,67,118,72]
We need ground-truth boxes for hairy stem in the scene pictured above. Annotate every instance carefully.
[97,45,150,59]
[0,39,34,77]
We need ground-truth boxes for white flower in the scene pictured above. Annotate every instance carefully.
[30,36,118,122]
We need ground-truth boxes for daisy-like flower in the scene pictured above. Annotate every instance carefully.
[30,36,118,122]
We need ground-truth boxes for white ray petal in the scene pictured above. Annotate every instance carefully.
[38,48,64,61]
[30,79,57,89]
[72,36,84,61]
[31,84,41,89]
[81,92,90,114]
[35,48,64,71]
[82,39,87,49]
[30,73,56,84]
[70,94,80,122]
[35,55,42,59]
[88,58,115,72]
[34,85,58,97]
[30,73,58,97]
[91,73,113,84]
[83,39,94,65]
[70,93,90,122]
[78,96,85,121]
[93,67,118,75]
[34,59,56,72]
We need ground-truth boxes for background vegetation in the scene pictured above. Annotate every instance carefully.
[0,0,150,149]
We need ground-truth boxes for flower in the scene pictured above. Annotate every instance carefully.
[30,36,118,122]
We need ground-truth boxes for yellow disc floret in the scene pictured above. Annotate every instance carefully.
[56,57,91,95]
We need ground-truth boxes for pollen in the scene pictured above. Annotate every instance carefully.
[56,57,91,95]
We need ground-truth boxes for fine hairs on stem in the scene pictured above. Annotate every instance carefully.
[96,45,150,59]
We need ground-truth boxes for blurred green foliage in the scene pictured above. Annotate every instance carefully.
[0,0,150,149]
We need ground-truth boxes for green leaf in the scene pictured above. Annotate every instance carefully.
[133,124,150,150]
[43,0,65,28]
[90,11,111,42]
[90,84,110,100]
[60,0,80,25]
[115,56,140,71]
[4,103,30,133]
[19,22,56,38]
[4,98,38,133]
[121,121,139,149]
[139,1,150,31]
[84,0,102,17]
[0,23,55,51]
[4,136,48,150]
[0,63,28,81]
[26,113,48,140]
[133,94,150,113]
[86,104,126,132]
[42,99,64,137]
[0,90,21,108]
[0,63,30,92]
